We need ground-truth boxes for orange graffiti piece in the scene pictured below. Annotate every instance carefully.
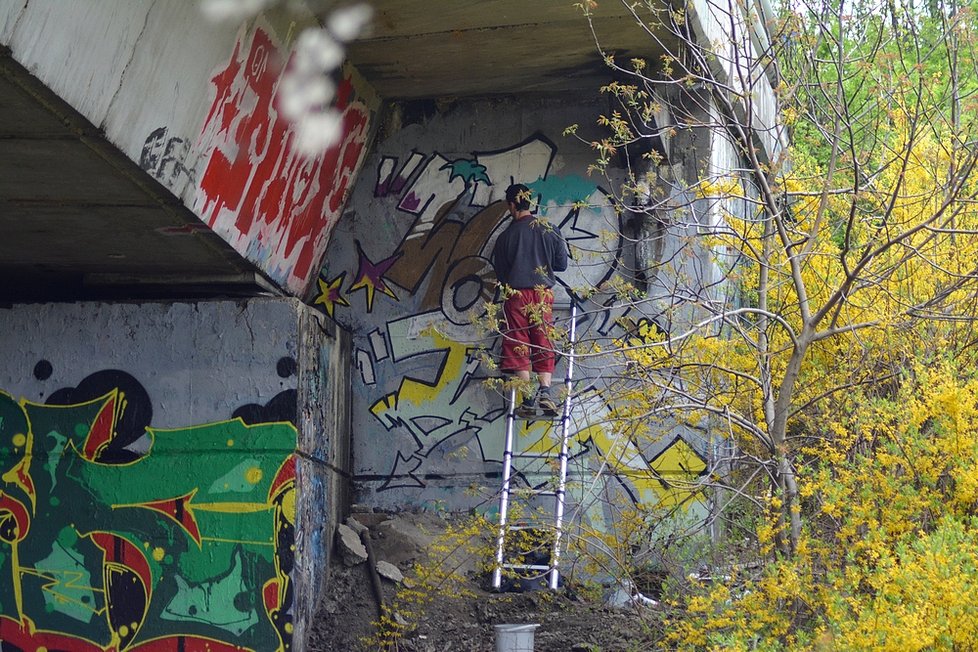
[263,577,281,612]
[89,532,152,649]
[0,491,30,542]
[2,459,36,514]
[0,615,104,652]
[268,456,296,501]
[129,634,255,651]
[137,491,202,546]
[88,532,153,599]
[197,25,371,290]
[83,390,120,462]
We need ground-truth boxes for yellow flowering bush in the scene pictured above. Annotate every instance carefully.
[597,33,978,645]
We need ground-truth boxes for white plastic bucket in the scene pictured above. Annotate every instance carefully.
[494,623,539,652]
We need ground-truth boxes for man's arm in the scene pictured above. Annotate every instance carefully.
[491,234,508,285]
[550,231,568,273]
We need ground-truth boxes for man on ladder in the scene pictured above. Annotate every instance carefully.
[491,183,574,592]
[491,183,569,419]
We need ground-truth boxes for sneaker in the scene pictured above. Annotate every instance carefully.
[537,391,559,417]
[515,399,538,419]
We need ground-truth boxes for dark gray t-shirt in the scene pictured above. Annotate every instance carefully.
[491,215,568,289]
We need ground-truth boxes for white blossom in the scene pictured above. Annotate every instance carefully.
[280,74,336,120]
[295,110,343,156]
[200,0,275,22]
[201,0,373,154]
[328,3,373,42]
[295,28,345,72]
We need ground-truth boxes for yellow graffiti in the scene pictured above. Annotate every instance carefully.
[370,330,468,415]
[189,502,272,514]
[365,326,707,519]
[518,419,707,510]
[647,437,708,506]
[198,536,275,547]
[370,392,397,417]
[12,540,22,619]
[313,273,351,318]
[24,567,106,619]
[279,486,296,525]
[2,404,36,512]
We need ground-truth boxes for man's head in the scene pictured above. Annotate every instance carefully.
[505,183,532,213]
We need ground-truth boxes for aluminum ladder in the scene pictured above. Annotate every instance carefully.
[491,303,577,591]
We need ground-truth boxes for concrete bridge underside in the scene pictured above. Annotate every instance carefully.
[0,50,271,301]
[0,0,669,302]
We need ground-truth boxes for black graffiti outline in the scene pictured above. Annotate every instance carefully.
[140,127,194,187]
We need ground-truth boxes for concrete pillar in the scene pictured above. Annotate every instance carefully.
[0,297,349,651]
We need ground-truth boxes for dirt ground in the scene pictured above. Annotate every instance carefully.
[308,511,665,652]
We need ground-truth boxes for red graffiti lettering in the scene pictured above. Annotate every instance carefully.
[195,26,371,293]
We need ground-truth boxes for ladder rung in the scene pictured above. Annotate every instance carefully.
[508,524,553,531]
[507,489,557,499]
[502,563,552,571]
[512,451,555,459]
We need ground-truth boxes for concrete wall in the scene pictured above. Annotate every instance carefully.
[0,1,380,296]
[316,96,717,526]
[689,0,786,162]
[0,298,349,651]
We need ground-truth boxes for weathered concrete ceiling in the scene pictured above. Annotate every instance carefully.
[346,0,669,99]
[0,49,272,302]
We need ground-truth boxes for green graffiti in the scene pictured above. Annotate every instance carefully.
[441,158,491,185]
[0,389,297,651]
[209,458,270,494]
[162,548,259,636]
[36,538,98,624]
[527,174,599,213]
[44,429,68,491]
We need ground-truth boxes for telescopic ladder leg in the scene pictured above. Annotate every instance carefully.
[548,303,577,589]
[491,386,518,589]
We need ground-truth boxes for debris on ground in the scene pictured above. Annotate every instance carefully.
[336,522,369,566]
[309,511,664,651]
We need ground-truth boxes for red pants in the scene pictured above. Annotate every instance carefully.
[500,288,556,374]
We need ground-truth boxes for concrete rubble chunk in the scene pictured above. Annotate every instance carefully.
[345,516,369,535]
[604,579,658,609]
[350,503,374,513]
[349,511,393,528]
[376,560,404,583]
[336,523,368,566]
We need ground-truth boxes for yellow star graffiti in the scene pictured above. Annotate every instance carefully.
[313,273,351,318]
